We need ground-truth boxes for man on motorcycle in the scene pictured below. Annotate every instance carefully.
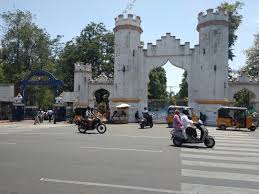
[181,109,196,139]
[142,107,153,124]
[85,108,93,128]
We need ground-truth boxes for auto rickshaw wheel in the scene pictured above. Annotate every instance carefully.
[249,126,256,131]
[219,125,226,130]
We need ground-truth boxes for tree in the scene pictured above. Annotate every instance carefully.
[220,1,244,60]
[0,59,5,82]
[233,88,255,108]
[148,67,168,99]
[0,10,60,85]
[175,71,188,100]
[57,22,114,90]
[244,31,259,76]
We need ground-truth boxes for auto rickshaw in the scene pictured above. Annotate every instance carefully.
[166,105,198,127]
[216,106,257,131]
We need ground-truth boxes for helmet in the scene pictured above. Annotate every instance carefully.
[182,109,189,116]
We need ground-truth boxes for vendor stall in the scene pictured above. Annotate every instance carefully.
[111,103,130,124]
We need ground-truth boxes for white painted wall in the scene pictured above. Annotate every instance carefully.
[0,84,14,102]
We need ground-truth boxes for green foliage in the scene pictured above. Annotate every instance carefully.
[57,22,114,90]
[96,102,107,114]
[220,1,243,60]
[233,88,255,108]
[36,87,54,110]
[175,71,188,100]
[0,10,60,86]
[26,86,54,109]
[244,32,259,76]
[148,67,168,99]
[0,60,5,82]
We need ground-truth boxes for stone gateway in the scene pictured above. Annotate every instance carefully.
[71,8,259,125]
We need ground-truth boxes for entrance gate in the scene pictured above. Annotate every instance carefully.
[19,70,64,105]
[19,70,64,119]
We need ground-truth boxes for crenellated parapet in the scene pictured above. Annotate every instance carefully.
[113,14,142,33]
[197,8,228,31]
[144,32,194,56]
[229,73,259,84]
[89,73,113,85]
[74,62,92,73]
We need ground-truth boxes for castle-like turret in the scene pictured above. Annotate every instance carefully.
[113,14,142,99]
[197,8,228,32]
[197,8,229,100]
[74,62,92,106]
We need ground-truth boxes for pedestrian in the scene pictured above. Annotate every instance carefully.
[106,108,111,123]
[34,110,40,125]
[48,109,53,123]
[135,110,140,122]
[53,109,57,124]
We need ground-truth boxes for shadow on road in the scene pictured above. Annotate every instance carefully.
[216,128,251,132]
[76,131,100,135]
[169,144,208,149]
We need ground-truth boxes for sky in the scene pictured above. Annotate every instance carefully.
[0,0,258,93]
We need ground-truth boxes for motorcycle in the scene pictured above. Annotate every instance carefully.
[78,117,107,134]
[171,120,215,148]
[139,115,153,129]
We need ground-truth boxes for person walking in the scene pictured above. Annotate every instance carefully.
[48,109,53,123]
[135,110,140,122]
[53,109,57,124]
[34,110,40,125]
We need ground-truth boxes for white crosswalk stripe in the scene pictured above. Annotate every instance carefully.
[181,183,259,194]
[215,143,259,148]
[180,129,259,194]
[182,148,259,157]
[215,147,259,152]
[182,160,259,170]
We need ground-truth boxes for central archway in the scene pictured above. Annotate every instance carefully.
[147,59,187,123]
[94,89,110,113]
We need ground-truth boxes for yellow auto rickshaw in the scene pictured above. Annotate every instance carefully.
[216,106,257,131]
[166,105,198,127]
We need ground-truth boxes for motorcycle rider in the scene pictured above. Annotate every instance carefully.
[85,107,93,128]
[172,109,185,138]
[181,109,196,139]
[142,107,153,124]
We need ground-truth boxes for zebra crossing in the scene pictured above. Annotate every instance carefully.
[0,123,69,135]
[180,129,259,194]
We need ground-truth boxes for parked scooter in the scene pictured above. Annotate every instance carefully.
[78,117,107,134]
[139,115,153,129]
[171,120,215,148]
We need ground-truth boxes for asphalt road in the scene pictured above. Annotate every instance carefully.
[0,121,259,194]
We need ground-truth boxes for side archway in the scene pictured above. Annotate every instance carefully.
[233,88,256,108]
[19,70,64,106]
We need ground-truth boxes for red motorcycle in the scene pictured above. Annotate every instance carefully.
[78,117,107,134]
